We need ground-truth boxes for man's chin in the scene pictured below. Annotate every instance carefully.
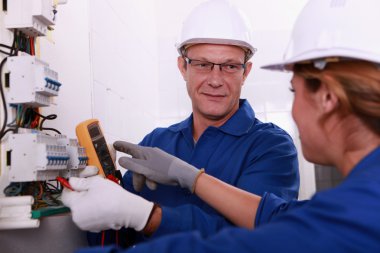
[201,110,229,121]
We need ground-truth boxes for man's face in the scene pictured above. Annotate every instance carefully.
[178,44,252,123]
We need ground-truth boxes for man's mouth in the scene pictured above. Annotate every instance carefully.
[202,92,226,98]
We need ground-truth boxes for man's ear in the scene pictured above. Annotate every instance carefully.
[242,61,253,82]
[177,56,187,81]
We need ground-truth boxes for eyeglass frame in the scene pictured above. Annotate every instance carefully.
[183,56,247,74]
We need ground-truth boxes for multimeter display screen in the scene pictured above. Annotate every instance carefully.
[88,125,101,138]
[88,123,116,176]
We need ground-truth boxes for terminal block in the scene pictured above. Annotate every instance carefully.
[4,0,56,36]
[7,132,69,182]
[7,54,62,107]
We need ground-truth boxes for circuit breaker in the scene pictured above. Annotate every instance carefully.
[7,132,70,182]
[57,137,88,178]
[4,0,56,36]
[7,54,61,107]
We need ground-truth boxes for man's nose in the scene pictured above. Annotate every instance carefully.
[207,68,224,87]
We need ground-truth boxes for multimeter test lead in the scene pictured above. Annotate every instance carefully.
[56,176,74,191]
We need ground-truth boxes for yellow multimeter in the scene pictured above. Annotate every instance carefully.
[75,119,117,178]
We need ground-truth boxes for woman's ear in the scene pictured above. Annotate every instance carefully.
[318,81,339,114]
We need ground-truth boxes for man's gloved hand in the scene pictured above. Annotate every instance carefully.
[113,141,203,193]
[78,165,99,178]
[61,176,154,232]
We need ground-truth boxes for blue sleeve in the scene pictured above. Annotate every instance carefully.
[154,204,232,238]
[236,131,299,201]
[153,132,299,238]
[76,223,316,253]
[156,192,307,239]
[255,192,307,227]
[76,196,312,253]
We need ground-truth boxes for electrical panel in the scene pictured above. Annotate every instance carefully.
[6,130,89,182]
[0,0,83,230]
[4,0,56,36]
[7,54,61,107]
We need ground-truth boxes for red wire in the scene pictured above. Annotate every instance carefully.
[101,231,105,247]
[31,108,39,128]
[30,37,35,55]
[101,230,120,247]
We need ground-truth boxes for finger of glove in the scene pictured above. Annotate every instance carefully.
[120,157,176,186]
[113,141,145,158]
[145,179,157,190]
[68,176,102,192]
[118,156,152,175]
[79,166,99,178]
[61,188,84,207]
[132,172,146,192]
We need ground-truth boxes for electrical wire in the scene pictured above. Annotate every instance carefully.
[0,33,20,140]
[10,30,18,56]
[0,49,11,56]
[0,43,13,56]
[12,105,61,134]
[1,128,16,136]
[4,181,64,209]
[0,57,8,140]
[0,43,13,50]
[35,111,61,134]
[13,31,35,55]
[3,182,23,196]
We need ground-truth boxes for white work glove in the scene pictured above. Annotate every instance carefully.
[113,141,203,193]
[61,176,154,232]
[78,165,99,178]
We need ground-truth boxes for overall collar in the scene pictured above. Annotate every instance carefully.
[168,99,256,137]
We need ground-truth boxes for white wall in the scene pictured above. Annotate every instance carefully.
[0,0,315,199]
[38,0,160,144]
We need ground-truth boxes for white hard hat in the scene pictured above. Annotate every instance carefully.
[176,0,256,60]
[262,0,380,71]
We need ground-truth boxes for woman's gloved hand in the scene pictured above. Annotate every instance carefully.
[113,141,204,193]
[61,175,154,232]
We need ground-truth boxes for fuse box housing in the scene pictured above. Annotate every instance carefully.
[4,0,56,36]
[8,132,69,182]
[7,54,61,107]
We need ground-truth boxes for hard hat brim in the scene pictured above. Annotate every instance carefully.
[261,48,380,72]
[176,38,256,60]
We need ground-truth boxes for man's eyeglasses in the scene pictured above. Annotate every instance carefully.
[184,57,246,74]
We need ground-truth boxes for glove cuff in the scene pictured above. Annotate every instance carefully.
[142,203,161,236]
[190,169,205,193]
[170,161,203,192]
[133,200,155,231]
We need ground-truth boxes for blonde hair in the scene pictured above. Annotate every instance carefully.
[294,60,380,135]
